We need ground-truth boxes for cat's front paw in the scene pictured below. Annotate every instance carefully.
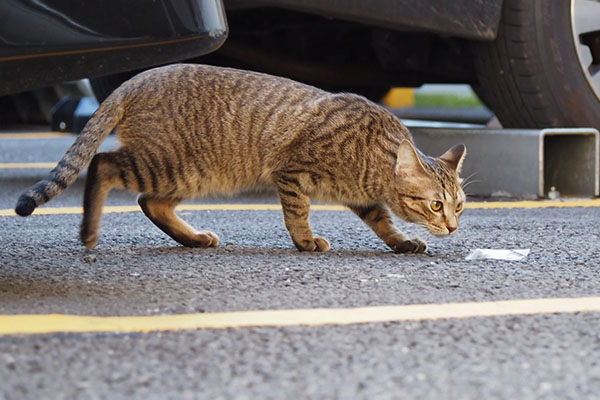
[184,231,219,248]
[80,226,99,249]
[82,233,99,249]
[294,236,331,252]
[386,235,427,254]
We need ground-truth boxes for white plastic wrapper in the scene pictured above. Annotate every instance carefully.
[465,249,530,261]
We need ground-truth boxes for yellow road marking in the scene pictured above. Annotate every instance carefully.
[467,199,600,209]
[1,296,599,335]
[0,162,57,169]
[0,132,70,140]
[0,204,339,216]
[1,199,600,217]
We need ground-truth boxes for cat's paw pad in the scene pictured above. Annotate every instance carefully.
[190,231,219,248]
[295,236,331,252]
[387,236,427,254]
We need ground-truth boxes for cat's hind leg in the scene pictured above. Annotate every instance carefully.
[137,195,219,248]
[348,203,427,253]
[275,174,330,252]
[81,152,126,248]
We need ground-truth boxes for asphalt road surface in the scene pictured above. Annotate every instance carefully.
[1,130,600,399]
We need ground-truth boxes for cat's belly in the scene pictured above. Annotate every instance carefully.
[160,164,275,199]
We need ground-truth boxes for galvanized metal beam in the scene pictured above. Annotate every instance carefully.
[410,127,599,199]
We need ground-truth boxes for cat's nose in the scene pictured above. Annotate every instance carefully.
[447,225,457,233]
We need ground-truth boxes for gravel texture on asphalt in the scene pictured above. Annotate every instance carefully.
[2,207,599,317]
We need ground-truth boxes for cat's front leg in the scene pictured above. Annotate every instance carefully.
[348,203,427,253]
[275,175,330,252]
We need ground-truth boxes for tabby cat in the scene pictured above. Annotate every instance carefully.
[15,64,466,253]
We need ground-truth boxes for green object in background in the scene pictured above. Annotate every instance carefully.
[414,93,483,108]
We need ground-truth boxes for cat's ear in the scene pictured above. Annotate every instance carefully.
[395,140,427,179]
[439,144,467,174]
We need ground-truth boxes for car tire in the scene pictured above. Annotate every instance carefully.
[472,0,600,129]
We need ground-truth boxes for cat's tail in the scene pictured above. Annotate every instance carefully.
[14,91,126,217]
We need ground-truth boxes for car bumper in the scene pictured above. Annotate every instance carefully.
[0,0,228,95]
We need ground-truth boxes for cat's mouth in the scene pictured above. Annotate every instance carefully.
[427,226,454,237]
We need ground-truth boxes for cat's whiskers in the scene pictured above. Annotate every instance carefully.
[415,221,439,234]
[461,171,478,183]
[462,179,481,191]
[460,172,479,189]
[461,179,481,191]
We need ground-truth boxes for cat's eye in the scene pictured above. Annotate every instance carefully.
[430,200,443,212]
[455,203,464,212]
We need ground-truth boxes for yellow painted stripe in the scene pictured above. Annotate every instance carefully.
[466,199,600,209]
[0,162,57,169]
[1,296,599,335]
[0,132,70,139]
[0,206,87,216]
[0,204,342,217]
[2,200,600,217]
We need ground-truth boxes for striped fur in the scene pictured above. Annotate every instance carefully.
[15,64,466,252]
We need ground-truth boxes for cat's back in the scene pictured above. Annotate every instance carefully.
[118,64,325,110]
[115,63,330,145]
[110,64,332,194]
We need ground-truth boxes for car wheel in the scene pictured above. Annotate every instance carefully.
[472,0,600,129]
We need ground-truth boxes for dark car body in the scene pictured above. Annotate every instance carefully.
[3,0,599,131]
[201,0,600,131]
[0,0,228,95]
[225,0,502,40]
[0,0,502,97]
[208,0,503,93]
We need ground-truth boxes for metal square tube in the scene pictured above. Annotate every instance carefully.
[410,127,599,198]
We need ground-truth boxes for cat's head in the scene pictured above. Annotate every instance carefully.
[386,140,467,237]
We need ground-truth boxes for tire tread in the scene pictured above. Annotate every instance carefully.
[473,0,557,128]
